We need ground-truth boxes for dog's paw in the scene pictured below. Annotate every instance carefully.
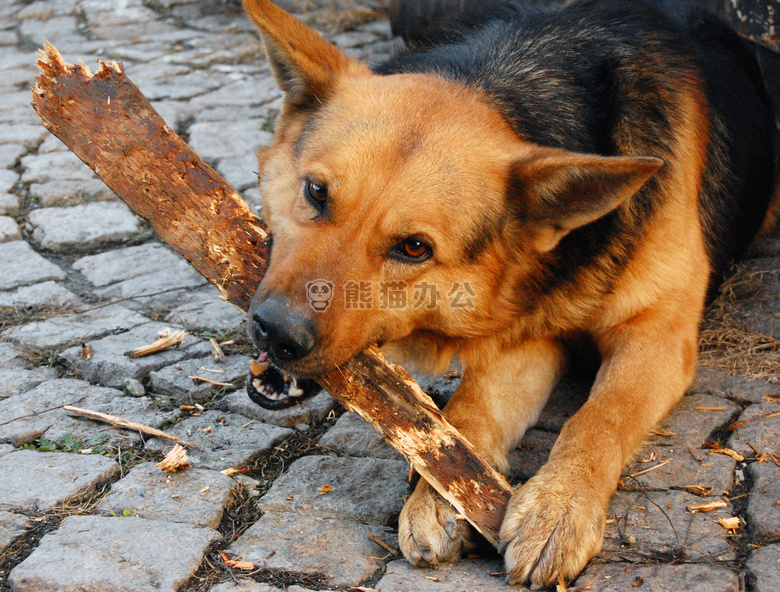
[399,481,476,566]
[500,469,606,589]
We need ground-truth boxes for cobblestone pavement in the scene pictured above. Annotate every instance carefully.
[1,1,779,591]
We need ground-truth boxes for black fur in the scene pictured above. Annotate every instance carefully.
[375,0,775,299]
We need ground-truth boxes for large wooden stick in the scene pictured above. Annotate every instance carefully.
[31,44,512,546]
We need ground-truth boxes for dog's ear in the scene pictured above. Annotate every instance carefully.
[508,149,663,252]
[243,0,365,107]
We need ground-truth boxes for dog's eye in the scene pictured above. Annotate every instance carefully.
[393,238,433,262]
[304,179,328,212]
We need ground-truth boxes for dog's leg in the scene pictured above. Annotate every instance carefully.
[501,302,700,588]
[399,338,565,566]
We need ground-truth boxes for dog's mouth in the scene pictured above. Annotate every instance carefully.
[246,352,319,410]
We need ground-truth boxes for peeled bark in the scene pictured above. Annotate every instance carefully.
[32,43,513,547]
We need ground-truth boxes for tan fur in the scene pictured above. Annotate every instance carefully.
[243,0,753,587]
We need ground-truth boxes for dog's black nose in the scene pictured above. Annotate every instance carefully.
[251,296,316,363]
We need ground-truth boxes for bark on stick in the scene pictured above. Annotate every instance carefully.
[32,43,513,547]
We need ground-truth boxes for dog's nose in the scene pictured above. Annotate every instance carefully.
[251,296,316,363]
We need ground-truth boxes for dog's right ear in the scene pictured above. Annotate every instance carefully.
[243,0,366,108]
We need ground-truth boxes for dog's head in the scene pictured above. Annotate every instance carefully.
[243,0,662,382]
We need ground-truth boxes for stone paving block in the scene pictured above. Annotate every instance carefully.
[228,512,388,588]
[748,544,780,592]
[29,178,116,207]
[620,445,736,493]
[188,120,273,162]
[746,461,780,541]
[0,241,65,291]
[0,378,175,448]
[0,280,79,308]
[28,202,144,252]
[575,562,739,592]
[3,304,148,349]
[60,322,212,389]
[0,444,15,458]
[0,511,33,553]
[98,462,235,528]
[728,258,780,339]
[603,489,735,561]
[8,515,221,592]
[221,389,336,429]
[211,583,314,592]
[0,366,58,400]
[166,297,246,333]
[216,151,264,192]
[376,558,506,592]
[648,393,741,448]
[258,455,410,525]
[21,150,98,185]
[728,403,780,456]
[0,342,24,368]
[691,366,779,404]
[0,192,19,215]
[0,169,17,193]
[145,410,292,471]
[508,429,557,484]
[0,124,48,148]
[0,214,19,242]
[319,412,400,460]
[0,450,119,512]
[0,144,25,169]
[74,242,197,287]
[149,355,249,402]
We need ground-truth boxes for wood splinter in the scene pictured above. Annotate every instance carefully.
[32,43,513,547]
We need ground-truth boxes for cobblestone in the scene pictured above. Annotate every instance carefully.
[98,462,235,528]
[149,355,249,402]
[574,563,739,591]
[728,402,780,456]
[258,455,410,525]
[0,215,20,242]
[748,544,780,592]
[746,461,780,541]
[0,450,119,512]
[8,515,221,592]
[145,410,292,471]
[227,512,389,588]
[0,240,66,291]
[376,558,506,591]
[60,321,212,390]
[0,280,78,307]
[0,511,32,553]
[221,388,336,429]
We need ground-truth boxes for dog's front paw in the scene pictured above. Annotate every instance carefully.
[500,468,606,589]
[399,480,476,566]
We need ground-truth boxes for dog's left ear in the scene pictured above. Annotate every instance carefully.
[508,149,663,252]
[243,0,366,107]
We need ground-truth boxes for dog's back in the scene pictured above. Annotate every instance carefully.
[377,0,776,293]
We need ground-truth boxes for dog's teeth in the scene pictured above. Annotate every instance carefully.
[252,379,264,391]
[288,382,304,398]
[250,360,270,376]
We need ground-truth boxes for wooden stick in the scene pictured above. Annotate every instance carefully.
[32,44,512,547]
[126,330,188,358]
[63,405,199,449]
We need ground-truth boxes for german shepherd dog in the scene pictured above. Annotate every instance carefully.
[242,0,776,586]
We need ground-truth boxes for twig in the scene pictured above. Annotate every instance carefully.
[628,458,672,478]
[63,405,199,448]
[369,533,399,556]
[189,376,236,387]
[126,330,188,358]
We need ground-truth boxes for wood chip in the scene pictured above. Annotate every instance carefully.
[694,406,726,411]
[78,343,92,360]
[218,551,254,571]
[188,376,235,387]
[156,444,190,473]
[687,499,727,513]
[370,533,399,556]
[127,330,187,358]
[210,337,226,363]
[715,516,741,530]
[705,445,745,462]
[762,411,780,419]
[763,393,780,404]
[651,428,674,437]
[728,420,749,431]
[220,468,240,477]
[683,484,714,497]
[628,458,672,478]
[318,484,334,495]
[425,576,441,582]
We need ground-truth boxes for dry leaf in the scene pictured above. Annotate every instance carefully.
[715,516,741,530]
[318,484,334,495]
[218,551,254,571]
[687,500,727,513]
[683,484,714,497]
[156,444,190,473]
